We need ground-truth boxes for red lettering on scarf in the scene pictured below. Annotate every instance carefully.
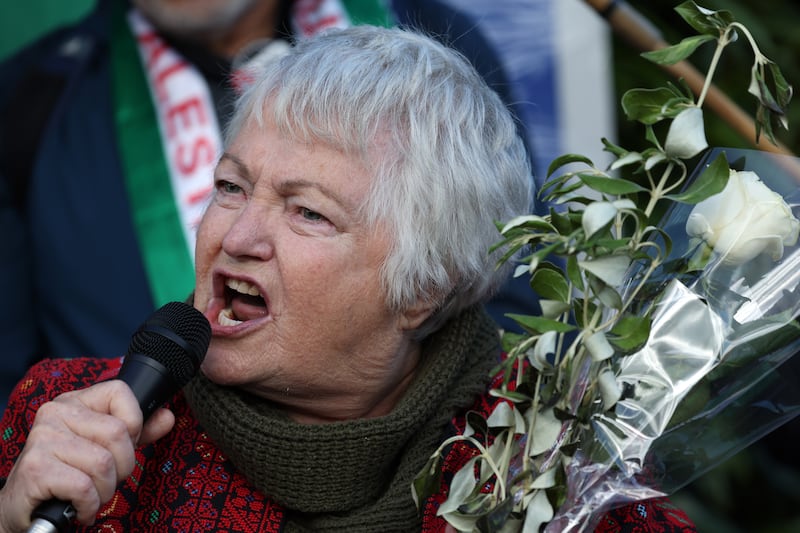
[166,97,207,139]
[175,137,216,175]
[295,0,324,18]
[137,31,168,69]
[188,184,214,206]
[137,31,189,103]
[293,0,343,37]
[298,15,341,36]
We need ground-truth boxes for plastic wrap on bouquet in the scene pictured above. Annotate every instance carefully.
[545,281,725,532]
[547,148,800,532]
[593,280,724,469]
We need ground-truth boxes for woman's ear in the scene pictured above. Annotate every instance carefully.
[399,299,438,331]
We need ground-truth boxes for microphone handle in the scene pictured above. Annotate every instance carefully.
[26,355,176,532]
[28,499,75,533]
[24,301,209,533]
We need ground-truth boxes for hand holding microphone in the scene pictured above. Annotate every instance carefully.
[0,302,210,533]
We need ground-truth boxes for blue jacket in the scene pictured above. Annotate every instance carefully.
[0,0,538,410]
[0,0,156,410]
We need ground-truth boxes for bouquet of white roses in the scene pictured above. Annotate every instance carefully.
[413,2,799,532]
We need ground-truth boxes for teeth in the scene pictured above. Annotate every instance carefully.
[218,308,243,326]
[225,278,261,296]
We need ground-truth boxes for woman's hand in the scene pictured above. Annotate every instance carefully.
[0,380,175,532]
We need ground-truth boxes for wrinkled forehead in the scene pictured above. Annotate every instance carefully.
[230,91,402,188]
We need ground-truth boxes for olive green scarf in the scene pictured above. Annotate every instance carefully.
[186,306,499,532]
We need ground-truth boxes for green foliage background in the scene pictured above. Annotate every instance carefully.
[614,0,800,153]
[613,2,800,532]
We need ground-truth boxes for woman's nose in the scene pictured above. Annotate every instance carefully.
[220,202,275,261]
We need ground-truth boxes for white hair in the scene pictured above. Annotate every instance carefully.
[226,25,533,336]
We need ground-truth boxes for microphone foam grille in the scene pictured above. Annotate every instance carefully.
[127,301,212,387]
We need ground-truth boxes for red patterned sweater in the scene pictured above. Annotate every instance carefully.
[0,358,696,532]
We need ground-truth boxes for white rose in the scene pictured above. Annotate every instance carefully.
[685,169,800,264]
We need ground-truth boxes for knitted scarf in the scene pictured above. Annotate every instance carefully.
[186,306,499,532]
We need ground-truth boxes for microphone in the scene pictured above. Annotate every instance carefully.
[27,301,211,533]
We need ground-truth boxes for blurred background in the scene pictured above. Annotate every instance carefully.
[2,1,799,531]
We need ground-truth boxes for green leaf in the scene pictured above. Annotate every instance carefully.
[546,153,594,177]
[552,406,577,421]
[480,495,516,532]
[582,202,619,239]
[531,466,560,489]
[667,151,729,203]
[642,35,715,66]
[437,457,479,516]
[610,151,643,171]
[578,174,647,195]
[622,87,680,125]
[644,152,667,171]
[572,297,594,328]
[530,265,570,302]
[506,314,577,334]
[593,237,635,253]
[751,68,783,113]
[674,1,734,35]
[440,510,480,533]
[601,137,627,158]
[523,489,554,532]
[539,299,571,319]
[411,453,443,508]
[591,279,623,310]
[566,255,584,292]
[487,401,520,429]
[579,255,631,287]
[644,124,661,147]
[769,62,793,110]
[465,411,489,437]
[609,315,652,352]
[549,208,574,235]
[488,388,531,404]
[530,408,563,455]
[664,107,708,159]
[542,180,586,203]
[500,214,556,235]
[755,101,774,145]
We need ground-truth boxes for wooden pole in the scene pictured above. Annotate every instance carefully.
[584,0,795,157]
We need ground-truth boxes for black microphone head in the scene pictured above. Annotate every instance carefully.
[127,301,211,387]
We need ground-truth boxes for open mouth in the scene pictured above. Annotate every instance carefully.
[218,278,269,326]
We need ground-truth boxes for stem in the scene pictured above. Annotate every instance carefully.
[610,258,662,327]
[729,22,765,61]
[696,30,730,108]
[512,335,538,389]
[644,162,675,218]
[436,435,509,497]
[565,307,603,413]
[495,424,519,502]
[522,372,545,466]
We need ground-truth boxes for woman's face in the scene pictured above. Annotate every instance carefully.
[194,116,426,422]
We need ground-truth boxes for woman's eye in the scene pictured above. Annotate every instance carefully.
[216,180,243,195]
[300,207,328,223]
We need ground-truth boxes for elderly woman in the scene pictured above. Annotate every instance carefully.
[0,26,694,532]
